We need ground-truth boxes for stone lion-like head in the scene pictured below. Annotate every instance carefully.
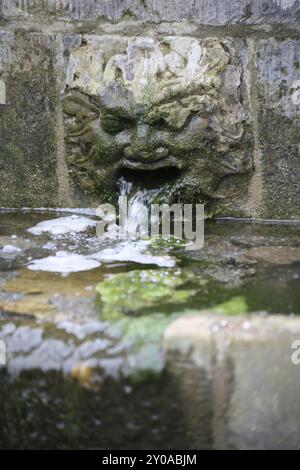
[63,35,253,205]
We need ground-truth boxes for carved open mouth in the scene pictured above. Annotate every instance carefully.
[119,155,182,171]
[116,166,181,190]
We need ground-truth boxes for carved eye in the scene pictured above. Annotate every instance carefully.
[170,112,201,131]
[150,114,196,131]
[149,117,171,131]
[101,112,134,134]
[155,118,169,129]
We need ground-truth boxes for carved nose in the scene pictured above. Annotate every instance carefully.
[124,146,134,158]
[123,124,169,161]
[137,124,151,140]
[155,147,169,158]
[124,145,169,161]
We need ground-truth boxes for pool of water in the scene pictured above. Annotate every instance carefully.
[1,208,300,449]
[0,209,299,317]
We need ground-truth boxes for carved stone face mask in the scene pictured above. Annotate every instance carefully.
[63,36,253,204]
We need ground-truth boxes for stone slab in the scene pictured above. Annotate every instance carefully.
[254,39,300,218]
[0,32,59,207]
[164,314,300,449]
[1,1,300,26]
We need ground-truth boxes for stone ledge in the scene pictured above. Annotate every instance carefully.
[164,314,300,449]
[1,312,300,448]
[1,0,300,26]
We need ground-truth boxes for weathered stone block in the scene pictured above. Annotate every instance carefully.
[164,314,300,449]
[0,32,59,207]
[0,3,299,218]
[0,314,189,449]
[227,327,300,449]
[1,0,300,26]
[254,39,300,218]
[62,35,253,209]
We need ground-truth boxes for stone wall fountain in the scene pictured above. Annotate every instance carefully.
[63,36,253,209]
[0,0,299,217]
[0,0,300,450]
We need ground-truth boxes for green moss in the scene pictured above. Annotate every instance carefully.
[122,312,178,381]
[96,269,195,320]
[95,268,198,381]
[212,296,248,315]
[93,135,119,163]
[115,293,247,380]
[121,8,136,18]
[150,236,188,251]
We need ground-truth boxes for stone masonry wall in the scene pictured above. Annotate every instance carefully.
[0,0,300,218]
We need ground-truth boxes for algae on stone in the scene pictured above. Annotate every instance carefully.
[63,36,253,205]
[121,312,178,381]
[212,296,248,315]
[96,268,195,319]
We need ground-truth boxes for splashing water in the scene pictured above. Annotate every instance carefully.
[26,179,175,273]
[118,178,162,240]
[92,178,175,267]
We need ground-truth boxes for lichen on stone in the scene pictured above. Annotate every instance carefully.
[96,268,195,319]
[63,35,253,205]
[212,296,248,315]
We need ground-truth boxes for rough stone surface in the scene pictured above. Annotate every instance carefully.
[0,2,300,216]
[164,314,300,449]
[254,38,300,218]
[0,32,59,207]
[1,1,300,26]
[0,315,188,449]
[2,312,300,448]
[63,35,253,205]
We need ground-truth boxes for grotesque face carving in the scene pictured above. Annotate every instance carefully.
[63,36,253,204]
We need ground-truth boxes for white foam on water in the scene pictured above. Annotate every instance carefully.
[1,245,22,254]
[25,179,176,272]
[27,215,98,236]
[43,241,57,250]
[92,240,175,268]
[92,179,175,267]
[27,251,101,273]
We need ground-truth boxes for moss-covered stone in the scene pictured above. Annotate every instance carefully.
[121,312,179,381]
[63,36,253,208]
[96,268,195,319]
[212,296,248,315]
[0,32,59,207]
